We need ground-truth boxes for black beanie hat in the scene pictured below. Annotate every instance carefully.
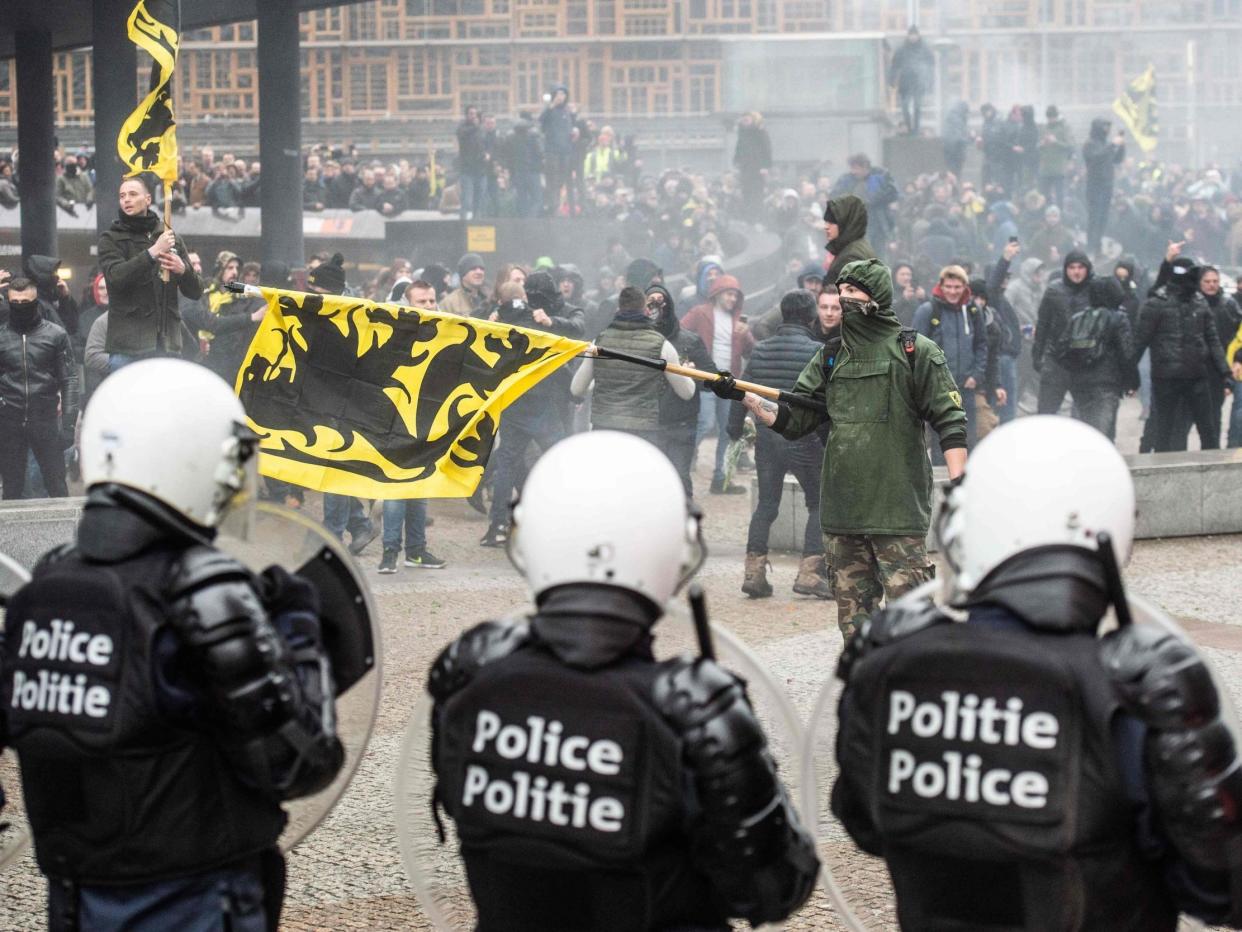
[823,201,836,224]
[525,270,559,310]
[969,277,987,301]
[307,253,346,294]
[1169,256,1199,294]
[1088,276,1125,308]
[779,289,817,323]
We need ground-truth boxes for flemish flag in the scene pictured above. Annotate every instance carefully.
[1112,64,1158,154]
[117,0,181,185]
[235,289,588,499]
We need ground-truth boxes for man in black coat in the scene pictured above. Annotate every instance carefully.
[1198,265,1241,444]
[728,290,831,601]
[1033,250,1094,414]
[1134,257,1230,451]
[0,277,77,498]
[1067,277,1139,441]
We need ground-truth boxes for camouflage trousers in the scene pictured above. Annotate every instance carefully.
[826,533,935,641]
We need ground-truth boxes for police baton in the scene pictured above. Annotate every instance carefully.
[589,346,825,413]
[687,583,716,661]
[1096,531,1133,628]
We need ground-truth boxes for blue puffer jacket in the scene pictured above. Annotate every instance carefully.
[912,289,986,388]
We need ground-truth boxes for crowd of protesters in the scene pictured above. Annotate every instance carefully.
[1,88,1241,598]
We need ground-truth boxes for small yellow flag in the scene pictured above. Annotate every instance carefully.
[1113,65,1158,154]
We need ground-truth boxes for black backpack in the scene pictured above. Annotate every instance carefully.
[1055,306,1111,370]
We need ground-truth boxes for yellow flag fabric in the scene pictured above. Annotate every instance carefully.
[1113,64,1158,154]
[235,288,588,499]
[117,0,180,185]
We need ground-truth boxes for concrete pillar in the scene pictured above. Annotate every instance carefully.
[257,3,304,270]
[15,30,57,261]
[93,0,139,238]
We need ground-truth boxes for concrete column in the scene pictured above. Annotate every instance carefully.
[257,3,304,270]
[15,30,57,261]
[93,0,139,238]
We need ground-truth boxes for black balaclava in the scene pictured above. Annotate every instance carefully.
[7,296,40,332]
[1168,257,1199,299]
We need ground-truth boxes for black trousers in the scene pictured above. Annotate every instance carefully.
[1037,359,1073,415]
[488,418,566,526]
[660,421,697,498]
[0,413,67,499]
[1151,378,1219,452]
[1070,384,1121,441]
[746,431,824,556]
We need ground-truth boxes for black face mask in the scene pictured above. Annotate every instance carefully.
[65,164,78,177]
[8,299,39,331]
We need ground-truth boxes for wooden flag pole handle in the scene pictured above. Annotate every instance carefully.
[591,345,823,413]
[160,181,172,283]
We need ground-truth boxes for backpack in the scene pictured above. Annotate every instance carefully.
[1055,306,1111,370]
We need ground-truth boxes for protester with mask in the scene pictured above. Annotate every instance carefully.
[55,155,94,215]
[728,290,832,600]
[98,176,202,369]
[736,258,967,640]
[1134,255,1229,451]
[1061,276,1139,441]
[0,277,77,499]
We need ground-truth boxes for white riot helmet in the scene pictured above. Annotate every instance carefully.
[80,358,258,528]
[508,431,704,608]
[937,416,1135,605]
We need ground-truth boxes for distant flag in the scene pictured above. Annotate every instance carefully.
[117,0,181,187]
[1113,64,1158,153]
[235,288,588,499]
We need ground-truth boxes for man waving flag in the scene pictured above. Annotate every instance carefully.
[234,287,587,499]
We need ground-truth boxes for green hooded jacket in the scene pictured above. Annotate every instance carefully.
[824,195,877,285]
[774,258,967,537]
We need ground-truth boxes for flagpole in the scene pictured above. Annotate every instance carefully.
[161,180,172,283]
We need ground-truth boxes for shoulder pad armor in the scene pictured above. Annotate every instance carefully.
[427,619,531,703]
[837,599,951,682]
[1099,625,1218,729]
[33,543,76,575]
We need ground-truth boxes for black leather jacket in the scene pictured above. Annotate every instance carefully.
[0,313,78,422]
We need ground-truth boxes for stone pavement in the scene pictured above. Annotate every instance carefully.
[2,465,1240,931]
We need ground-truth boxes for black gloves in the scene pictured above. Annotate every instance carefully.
[257,565,321,618]
[709,370,745,401]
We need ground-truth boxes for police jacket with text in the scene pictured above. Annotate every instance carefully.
[0,494,321,885]
[833,601,1187,931]
[428,586,817,932]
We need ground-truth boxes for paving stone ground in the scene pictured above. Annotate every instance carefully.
[2,453,1240,931]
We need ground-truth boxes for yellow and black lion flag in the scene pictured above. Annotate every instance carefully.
[235,289,588,499]
[1113,64,1158,154]
[117,0,180,186]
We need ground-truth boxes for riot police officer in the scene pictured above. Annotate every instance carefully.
[832,415,1242,930]
[0,359,344,931]
[427,431,819,931]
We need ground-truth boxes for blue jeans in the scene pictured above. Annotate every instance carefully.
[696,394,731,482]
[382,499,426,555]
[997,356,1018,424]
[322,494,371,542]
[459,172,486,218]
[71,864,270,932]
[108,351,161,373]
[1229,380,1242,448]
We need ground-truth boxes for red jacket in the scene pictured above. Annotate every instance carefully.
[681,274,754,374]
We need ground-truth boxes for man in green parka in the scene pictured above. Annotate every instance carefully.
[732,258,967,640]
